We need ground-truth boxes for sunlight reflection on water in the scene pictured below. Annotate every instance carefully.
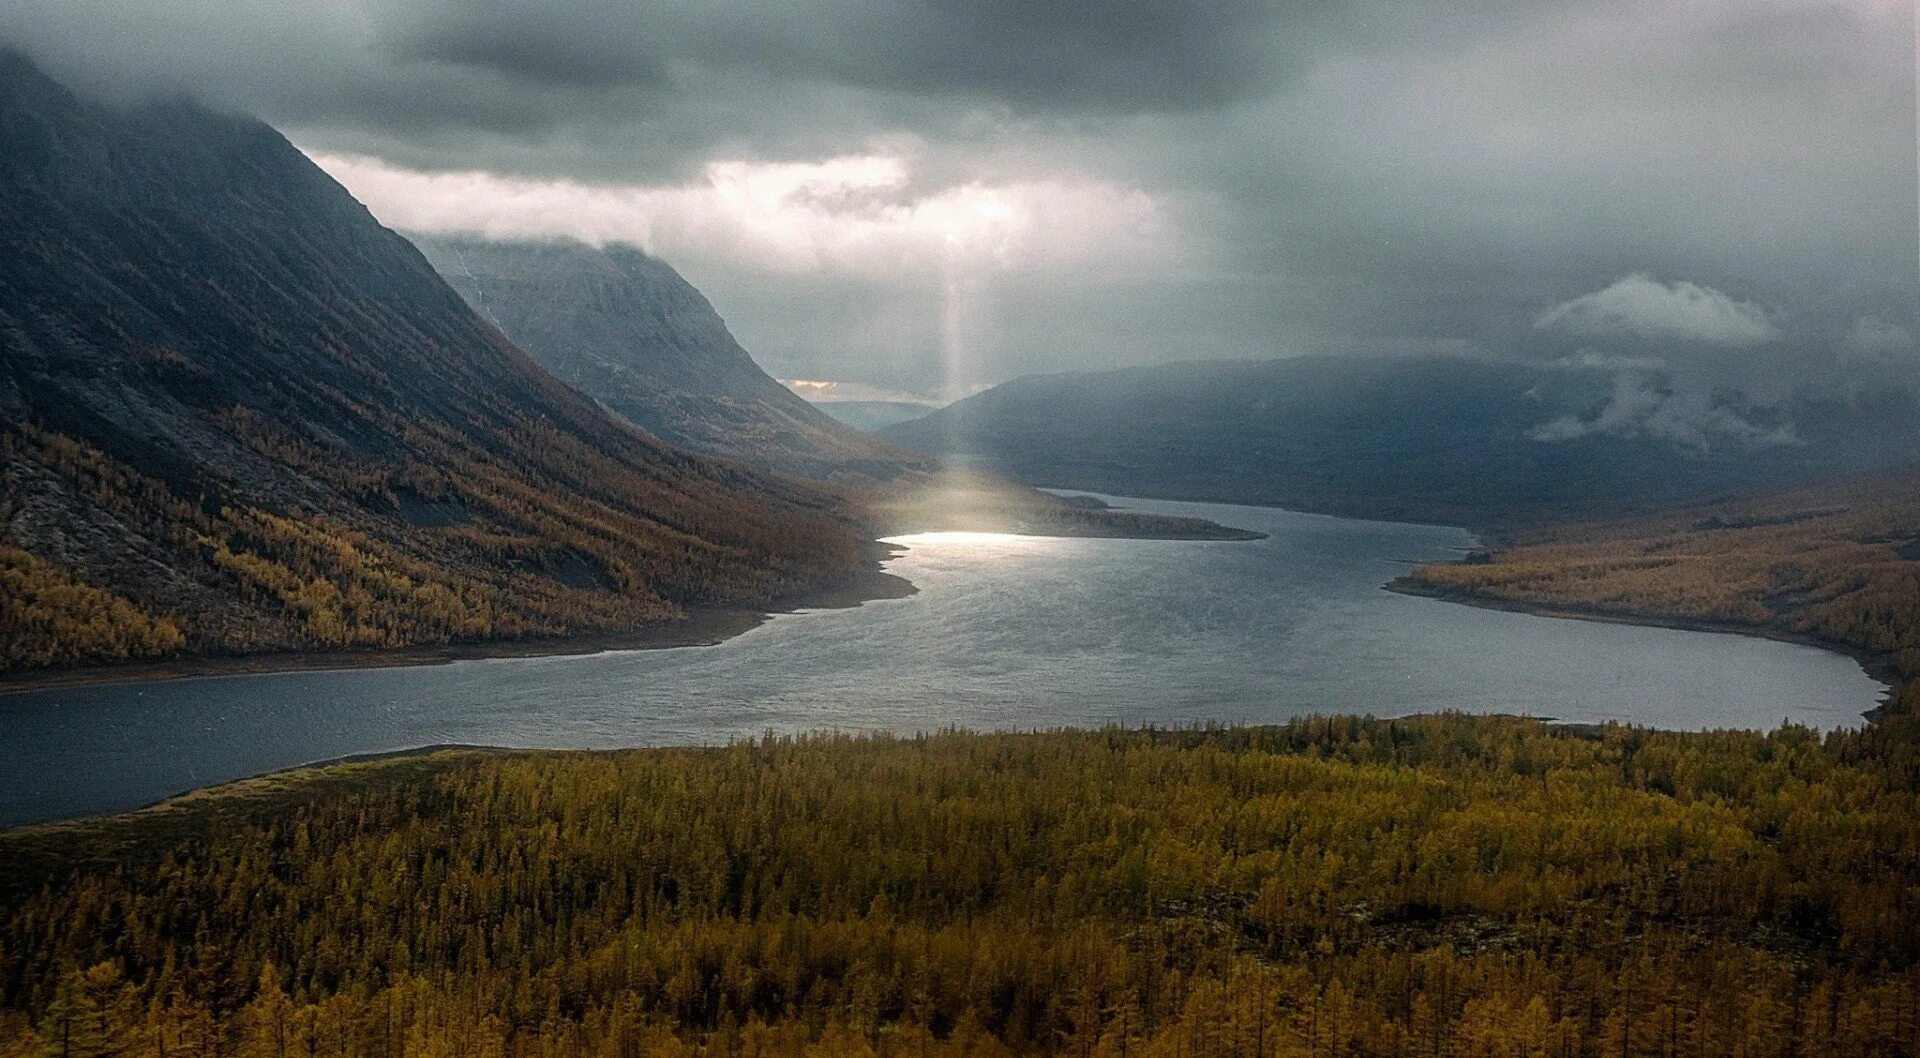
[0,494,1886,826]
[883,531,1046,549]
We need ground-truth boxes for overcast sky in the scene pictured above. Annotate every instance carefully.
[7,0,1916,402]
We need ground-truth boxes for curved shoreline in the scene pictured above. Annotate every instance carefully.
[0,546,918,698]
[0,497,1266,698]
[1385,576,1901,717]
[0,498,1889,832]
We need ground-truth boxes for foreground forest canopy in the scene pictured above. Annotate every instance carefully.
[4,718,1918,1056]
[1406,464,1920,723]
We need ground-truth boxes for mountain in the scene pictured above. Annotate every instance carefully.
[0,52,866,676]
[411,234,1258,540]
[413,236,936,484]
[814,399,939,433]
[882,355,1920,526]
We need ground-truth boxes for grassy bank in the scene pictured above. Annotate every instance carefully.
[3,717,1916,1056]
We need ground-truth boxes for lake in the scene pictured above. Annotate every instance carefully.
[0,495,1885,826]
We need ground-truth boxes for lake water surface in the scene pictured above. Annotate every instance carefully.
[0,495,1885,826]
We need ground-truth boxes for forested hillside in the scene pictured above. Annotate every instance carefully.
[1406,463,1920,723]
[3,718,1917,1056]
[0,54,864,675]
[881,356,1920,525]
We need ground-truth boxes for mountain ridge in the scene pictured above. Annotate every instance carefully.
[412,234,938,485]
[409,233,1263,542]
[0,52,867,675]
[881,353,1920,527]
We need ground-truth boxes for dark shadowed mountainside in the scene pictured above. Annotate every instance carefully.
[882,355,1920,526]
[813,399,939,433]
[0,52,868,675]
[413,235,938,485]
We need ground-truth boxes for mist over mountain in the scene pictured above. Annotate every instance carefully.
[882,355,1920,526]
[812,400,938,434]
[413,235,936,484]
[13,0,1909,397]
[408,233,1260,542]
[0,52,863,673]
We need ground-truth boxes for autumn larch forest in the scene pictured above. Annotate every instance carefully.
[2,3,1918,1056]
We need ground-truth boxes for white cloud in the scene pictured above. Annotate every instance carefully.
[1534,274,1779,347]
[311,150,1176,283]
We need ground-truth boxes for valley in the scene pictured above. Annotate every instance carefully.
[0,55,1251,686]
[0,496,1882,828]
[0,17,1916,1057]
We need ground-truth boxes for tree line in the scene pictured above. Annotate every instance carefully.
[2,716,1916,1056]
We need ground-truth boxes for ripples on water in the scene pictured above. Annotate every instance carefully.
[0,496,1885,825]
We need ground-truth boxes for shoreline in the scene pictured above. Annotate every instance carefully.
[5,495,1889,724]
[1385,575,1902,709]
[0,542,919,698]
[8,743,510,835]
[0,504,1262,698]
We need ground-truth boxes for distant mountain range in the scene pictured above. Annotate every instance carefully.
[414,236,936,485]
[813,400,939,433]
[882,355,1920,526]
[0,52,864,674]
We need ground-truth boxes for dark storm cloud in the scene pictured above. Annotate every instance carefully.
[1,0,1913,400]
[674,0,1338,114]
[376,0,1343,113]
[384,4,673,91]
[1,0,1344,159]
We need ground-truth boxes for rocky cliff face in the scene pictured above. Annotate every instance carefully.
[0,52,862,673]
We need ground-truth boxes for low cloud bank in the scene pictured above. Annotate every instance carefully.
[1529,367,1798,450]
[1534,274,1779,348]
[315,150,1175,283]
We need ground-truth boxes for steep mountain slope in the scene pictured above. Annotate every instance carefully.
[883,355,1920,525]
[0,52,864,675]
[413,236,937,484]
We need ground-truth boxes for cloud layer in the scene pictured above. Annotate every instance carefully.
[4,0,1915,396]
[1530,369,1798,450]
[318,151,1174,281]
[1535,275,1780,348]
